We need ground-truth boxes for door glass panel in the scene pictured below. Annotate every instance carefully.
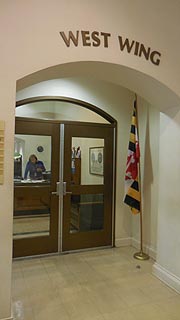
[13,134,51,239]
[70,194,104,233]
[13,191,50,239]
[14,134,51,182]
[71,137,104,185]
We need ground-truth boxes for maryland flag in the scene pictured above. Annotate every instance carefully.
[124,100,140,214]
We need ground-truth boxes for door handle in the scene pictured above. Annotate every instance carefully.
[51,182,63,196]
[51,182,72,196]
[63,182,72,196]
[51,191,58,195]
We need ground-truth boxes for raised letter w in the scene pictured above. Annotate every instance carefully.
[118,36,134,53]
[59,31,79,47]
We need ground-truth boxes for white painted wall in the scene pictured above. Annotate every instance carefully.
[0,77,15,320]
[16,101,108,123]
[2,0,180,97]
[156,109,180,277]
[72,137,104,185]
[0,0,180,318]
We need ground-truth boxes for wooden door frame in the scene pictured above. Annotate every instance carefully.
[62,122,115,251]
[15,97,117,251]
[14,118,60,257]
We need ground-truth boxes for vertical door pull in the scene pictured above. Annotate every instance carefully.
[63,182,72,195]
[51,182,62,196]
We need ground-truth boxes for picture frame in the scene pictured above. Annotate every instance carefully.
[89,147,104,176]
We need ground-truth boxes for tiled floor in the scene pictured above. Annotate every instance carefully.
[12,246,180,320]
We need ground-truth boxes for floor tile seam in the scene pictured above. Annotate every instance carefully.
[31,299,69,313]
[155,296,180,309]
[115,287,154,306]
[129,301,180,320]
[33,305,71,320]
[86,289,129,310]
[138,284,180,301]
[62,299,103,318]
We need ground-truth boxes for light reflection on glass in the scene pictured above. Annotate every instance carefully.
[13,134,51,239]
[71,137,104,185]
[70,194,104,233]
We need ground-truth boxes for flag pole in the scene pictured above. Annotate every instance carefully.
[133,95,149,261]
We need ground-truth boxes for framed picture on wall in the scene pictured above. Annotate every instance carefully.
[89,147,104,176]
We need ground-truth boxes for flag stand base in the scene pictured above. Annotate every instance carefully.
[133,251,149,260]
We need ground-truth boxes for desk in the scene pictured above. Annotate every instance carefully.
[14,181,51,216]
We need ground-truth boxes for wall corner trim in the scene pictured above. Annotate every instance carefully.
[115,237,132,247]
[131,237,157,260]
[153,262,180,294]
[115,237,157,260]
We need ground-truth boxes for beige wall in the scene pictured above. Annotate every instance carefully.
[155,109,180,275]
[0,1,180,319]
[72,137,104,185]
[0,77,15,320]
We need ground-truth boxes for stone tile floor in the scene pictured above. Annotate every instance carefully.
[12,246,180,320]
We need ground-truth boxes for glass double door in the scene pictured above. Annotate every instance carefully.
[13,118,114,257]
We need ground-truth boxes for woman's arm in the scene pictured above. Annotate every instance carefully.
[24,162,29,179]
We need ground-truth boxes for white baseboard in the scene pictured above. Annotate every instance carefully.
[114,239,180,294]
[131,237,157,260]
[115,237,132,247]
[1,316,13,320]
[153,262,180,294]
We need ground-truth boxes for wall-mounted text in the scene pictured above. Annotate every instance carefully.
[59,30,161,66]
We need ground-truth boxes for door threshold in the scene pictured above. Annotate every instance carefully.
[13,245,114,260]
[13,251,59,261]
[62,245,113,255]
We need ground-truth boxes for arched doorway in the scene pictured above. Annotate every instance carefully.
[13,97,117,258]
[14,61,180,292]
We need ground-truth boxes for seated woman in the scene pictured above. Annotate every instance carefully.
[24,154,46,180]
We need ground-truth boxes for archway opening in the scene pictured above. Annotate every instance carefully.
[15,60,180,261]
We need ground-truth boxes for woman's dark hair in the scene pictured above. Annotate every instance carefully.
[29,154,37,161]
